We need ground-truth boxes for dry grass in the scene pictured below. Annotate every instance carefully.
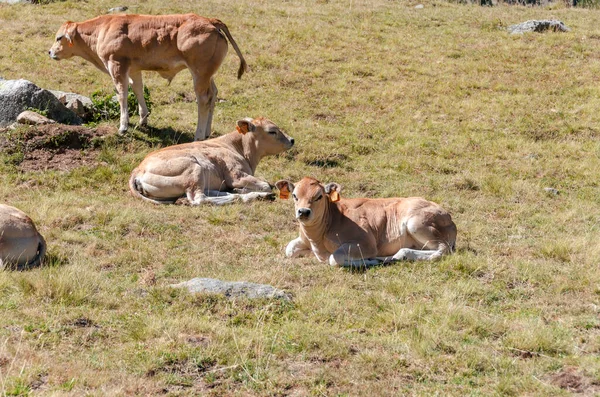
[1,0,600,395]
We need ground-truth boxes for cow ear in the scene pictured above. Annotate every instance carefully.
[324,183,341,202]
[236,118,256,135]
[275,180,294,200]
[64,22,76,45]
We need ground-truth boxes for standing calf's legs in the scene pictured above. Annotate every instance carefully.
[108,60,131,133]
[192,73,211,141]
[130,71,149,126]
[203,79,218,140]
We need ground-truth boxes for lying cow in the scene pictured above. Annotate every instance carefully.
[276,177,457,267]
[49,13,248,140]
[0,204,46,269]
[130,117,294,205]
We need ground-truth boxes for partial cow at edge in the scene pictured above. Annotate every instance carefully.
[0,204,46,270]
[130,117,294,205]
[49,13,248,140]
[276,177,457,268]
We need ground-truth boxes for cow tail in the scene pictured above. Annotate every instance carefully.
[213,19,248,79]
[25,234,46,268]
[129,172,178,205]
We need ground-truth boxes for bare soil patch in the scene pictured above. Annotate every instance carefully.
[0,124,114,172]
[548,366,600,394]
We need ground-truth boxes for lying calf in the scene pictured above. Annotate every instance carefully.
[130,117,294,205]
[276,177,457,267]
[0,204,46,269]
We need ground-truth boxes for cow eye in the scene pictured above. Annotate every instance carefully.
[268,130,277,135]
[56,36,63,41]
[292,194,297,201]
[314,195,322,202]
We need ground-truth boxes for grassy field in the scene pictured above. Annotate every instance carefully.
[1,0,600,395]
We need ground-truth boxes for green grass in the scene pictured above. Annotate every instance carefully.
[1,0,600,395]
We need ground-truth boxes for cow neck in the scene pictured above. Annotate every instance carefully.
[222,132,262,174]
[73,23,109,73]
[299,199,337,253]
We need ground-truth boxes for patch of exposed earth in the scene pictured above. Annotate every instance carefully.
[0,124,115,172]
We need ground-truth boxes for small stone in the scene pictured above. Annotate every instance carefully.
[544,187,559,195]
[171,277,292,301]
[415,4,424,8]
[16,110,56,125]
[108,6,128,13]
[508,20,571,35]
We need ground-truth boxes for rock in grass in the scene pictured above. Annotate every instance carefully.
[544,187,559,195]
[171,278,292,301]
[508,20,570,34]
[0,79,81,127]
[49,90,94,121]
[17,110,56,125]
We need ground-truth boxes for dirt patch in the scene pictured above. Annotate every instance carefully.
[548,366,600,394]
[0,124,114,172]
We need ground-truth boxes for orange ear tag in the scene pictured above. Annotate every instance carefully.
[330,191,340,202]
[236,125,247,135]
[68,41,74,47]
[279,190,290,200]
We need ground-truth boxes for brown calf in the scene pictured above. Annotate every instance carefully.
[49,13,247,140]
[276,177,457,267]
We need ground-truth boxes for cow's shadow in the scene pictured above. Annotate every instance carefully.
[133,125,194,146]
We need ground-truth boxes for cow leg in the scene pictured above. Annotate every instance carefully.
[186,189,273,206]
[203,78,218,140]
[329,243,381,268]
[231,175,272,193]
[285,237,312,258]
[108,59,130,133]
[394,218,454,261]
[191,73,211,141]
[130,71,149,126]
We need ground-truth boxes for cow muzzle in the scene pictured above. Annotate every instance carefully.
[296,208,311,220]
[48,50,59,60]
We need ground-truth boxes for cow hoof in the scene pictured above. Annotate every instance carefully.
[258,192,276,202]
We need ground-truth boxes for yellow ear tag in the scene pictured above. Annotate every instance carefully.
[330,191,340,202]
[279,190,290,200]
[236,125,247,135]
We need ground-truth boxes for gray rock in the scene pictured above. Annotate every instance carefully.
[171,278,292,301]
[49,90,94,121]
[108,6,128,13]
[17,110,56,125]
[0,79,81,127]
[544,187,560,195]
[508,20,571,35]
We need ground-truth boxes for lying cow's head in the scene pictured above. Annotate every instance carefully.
[236,117,294,155]
[48,22,78,60]
[276,177,341,224]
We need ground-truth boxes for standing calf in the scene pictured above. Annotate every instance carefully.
[130,117,294,205]
[276,177,457,267]
[0,204,46,269]
[49,13,247,140]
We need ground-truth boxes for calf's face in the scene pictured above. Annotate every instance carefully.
[237,117,294,155]
[49,22,77,60]
[276,177,341,225]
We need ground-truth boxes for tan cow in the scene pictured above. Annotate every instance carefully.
[49,13,248,140]
[130,117,294,205]
[276,177,457,267]
[0,204,46,269]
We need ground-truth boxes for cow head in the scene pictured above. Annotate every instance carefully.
[276,177,341,225]
[236,117,294,156]
[48,22,78,60]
